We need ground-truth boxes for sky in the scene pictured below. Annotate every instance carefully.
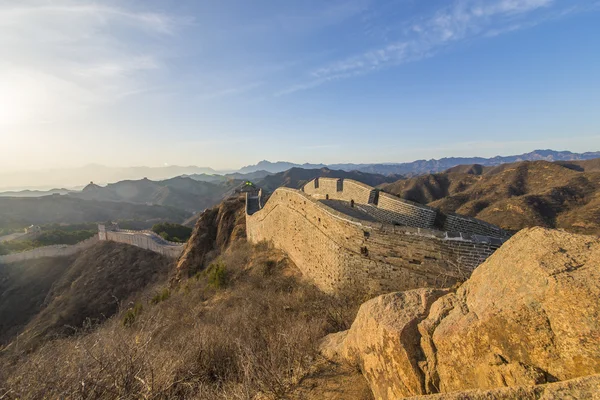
[0,0,599,171]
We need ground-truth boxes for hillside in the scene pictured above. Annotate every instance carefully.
[0,196,190,230]
[3,194,600,398]
[381,159,600,234]
[73,176,238,212]
[3,196,600,398]
[256,167,402,192]
[0,241,171,348]
[0,197,369,399]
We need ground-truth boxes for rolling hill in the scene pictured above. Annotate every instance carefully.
[381,159,600,235]
[72,176,240,212]
[0,195,190,230]
[0,241,171,348]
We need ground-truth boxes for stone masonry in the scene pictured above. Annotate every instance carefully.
[0,226,184,264]
[246,178,503,294]
[246,179,507,295]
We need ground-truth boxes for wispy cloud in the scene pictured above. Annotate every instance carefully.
[277,0,578,95]
[0,1,190,126]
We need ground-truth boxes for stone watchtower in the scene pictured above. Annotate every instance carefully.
[98,222,119,241]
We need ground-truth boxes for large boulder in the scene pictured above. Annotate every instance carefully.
[320,288,451,399]
[322,227,600,399]
[422,227,600,393]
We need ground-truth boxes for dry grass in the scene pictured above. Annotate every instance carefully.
[0,241,363,399]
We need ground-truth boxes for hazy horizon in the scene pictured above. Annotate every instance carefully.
[1,0,599,171]
[2,147,600,191]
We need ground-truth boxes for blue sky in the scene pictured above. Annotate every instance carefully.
[1,0,599,171]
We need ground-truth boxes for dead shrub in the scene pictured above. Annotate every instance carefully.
[1,241,365,399]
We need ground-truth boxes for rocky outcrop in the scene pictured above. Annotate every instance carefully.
[174,196,245,281]
[404,374,600,399]
[321,288,451,399]
[321,227,600,399]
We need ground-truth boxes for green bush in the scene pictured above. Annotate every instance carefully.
[122,302,143,327]
[151,222,192,243]
[206,261,228,289]
[151,288,171,305]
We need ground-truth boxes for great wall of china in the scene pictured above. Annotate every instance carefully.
[98,225,184,258]
[245,177,508,294]
[0,225,184,264]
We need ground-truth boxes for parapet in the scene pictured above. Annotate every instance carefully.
[301,177,508,239]
[245,186,508,296]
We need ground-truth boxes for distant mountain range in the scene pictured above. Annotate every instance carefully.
[0,164,217,191]
[3,150,600,191]
[73,177,241,213]
[239,150,600,176]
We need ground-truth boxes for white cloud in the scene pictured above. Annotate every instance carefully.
[0,1,188,126]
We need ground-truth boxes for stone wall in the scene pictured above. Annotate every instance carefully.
[0,227,185,264]
[376,192,437,228]
[246,187,504,295]
[0,236,100,264]
[303,177,372,204]
[303,178,508,238]
[443,213,507,237]
[103,230,184,258]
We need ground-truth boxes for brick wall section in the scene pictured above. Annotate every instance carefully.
[0,236,100,264]
[376,192,437,228]
[246,187,505,295]
[303,178,371,204]
[0,228,185,264]
[443,214,509,238]
[304,178,507,237]
[342,180,372,204]
[104,231,184,258]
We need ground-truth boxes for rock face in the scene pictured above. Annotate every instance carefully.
[320,288,451,399]
[321,227,600,399]
[404,374,600,399]
[174,196,245,280]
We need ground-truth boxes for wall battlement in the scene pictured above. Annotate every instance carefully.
[246,179,508,295]
[302,178,508,238]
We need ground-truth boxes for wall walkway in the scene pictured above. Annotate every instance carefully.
[100,228,184,258]
[246,181,507,295]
